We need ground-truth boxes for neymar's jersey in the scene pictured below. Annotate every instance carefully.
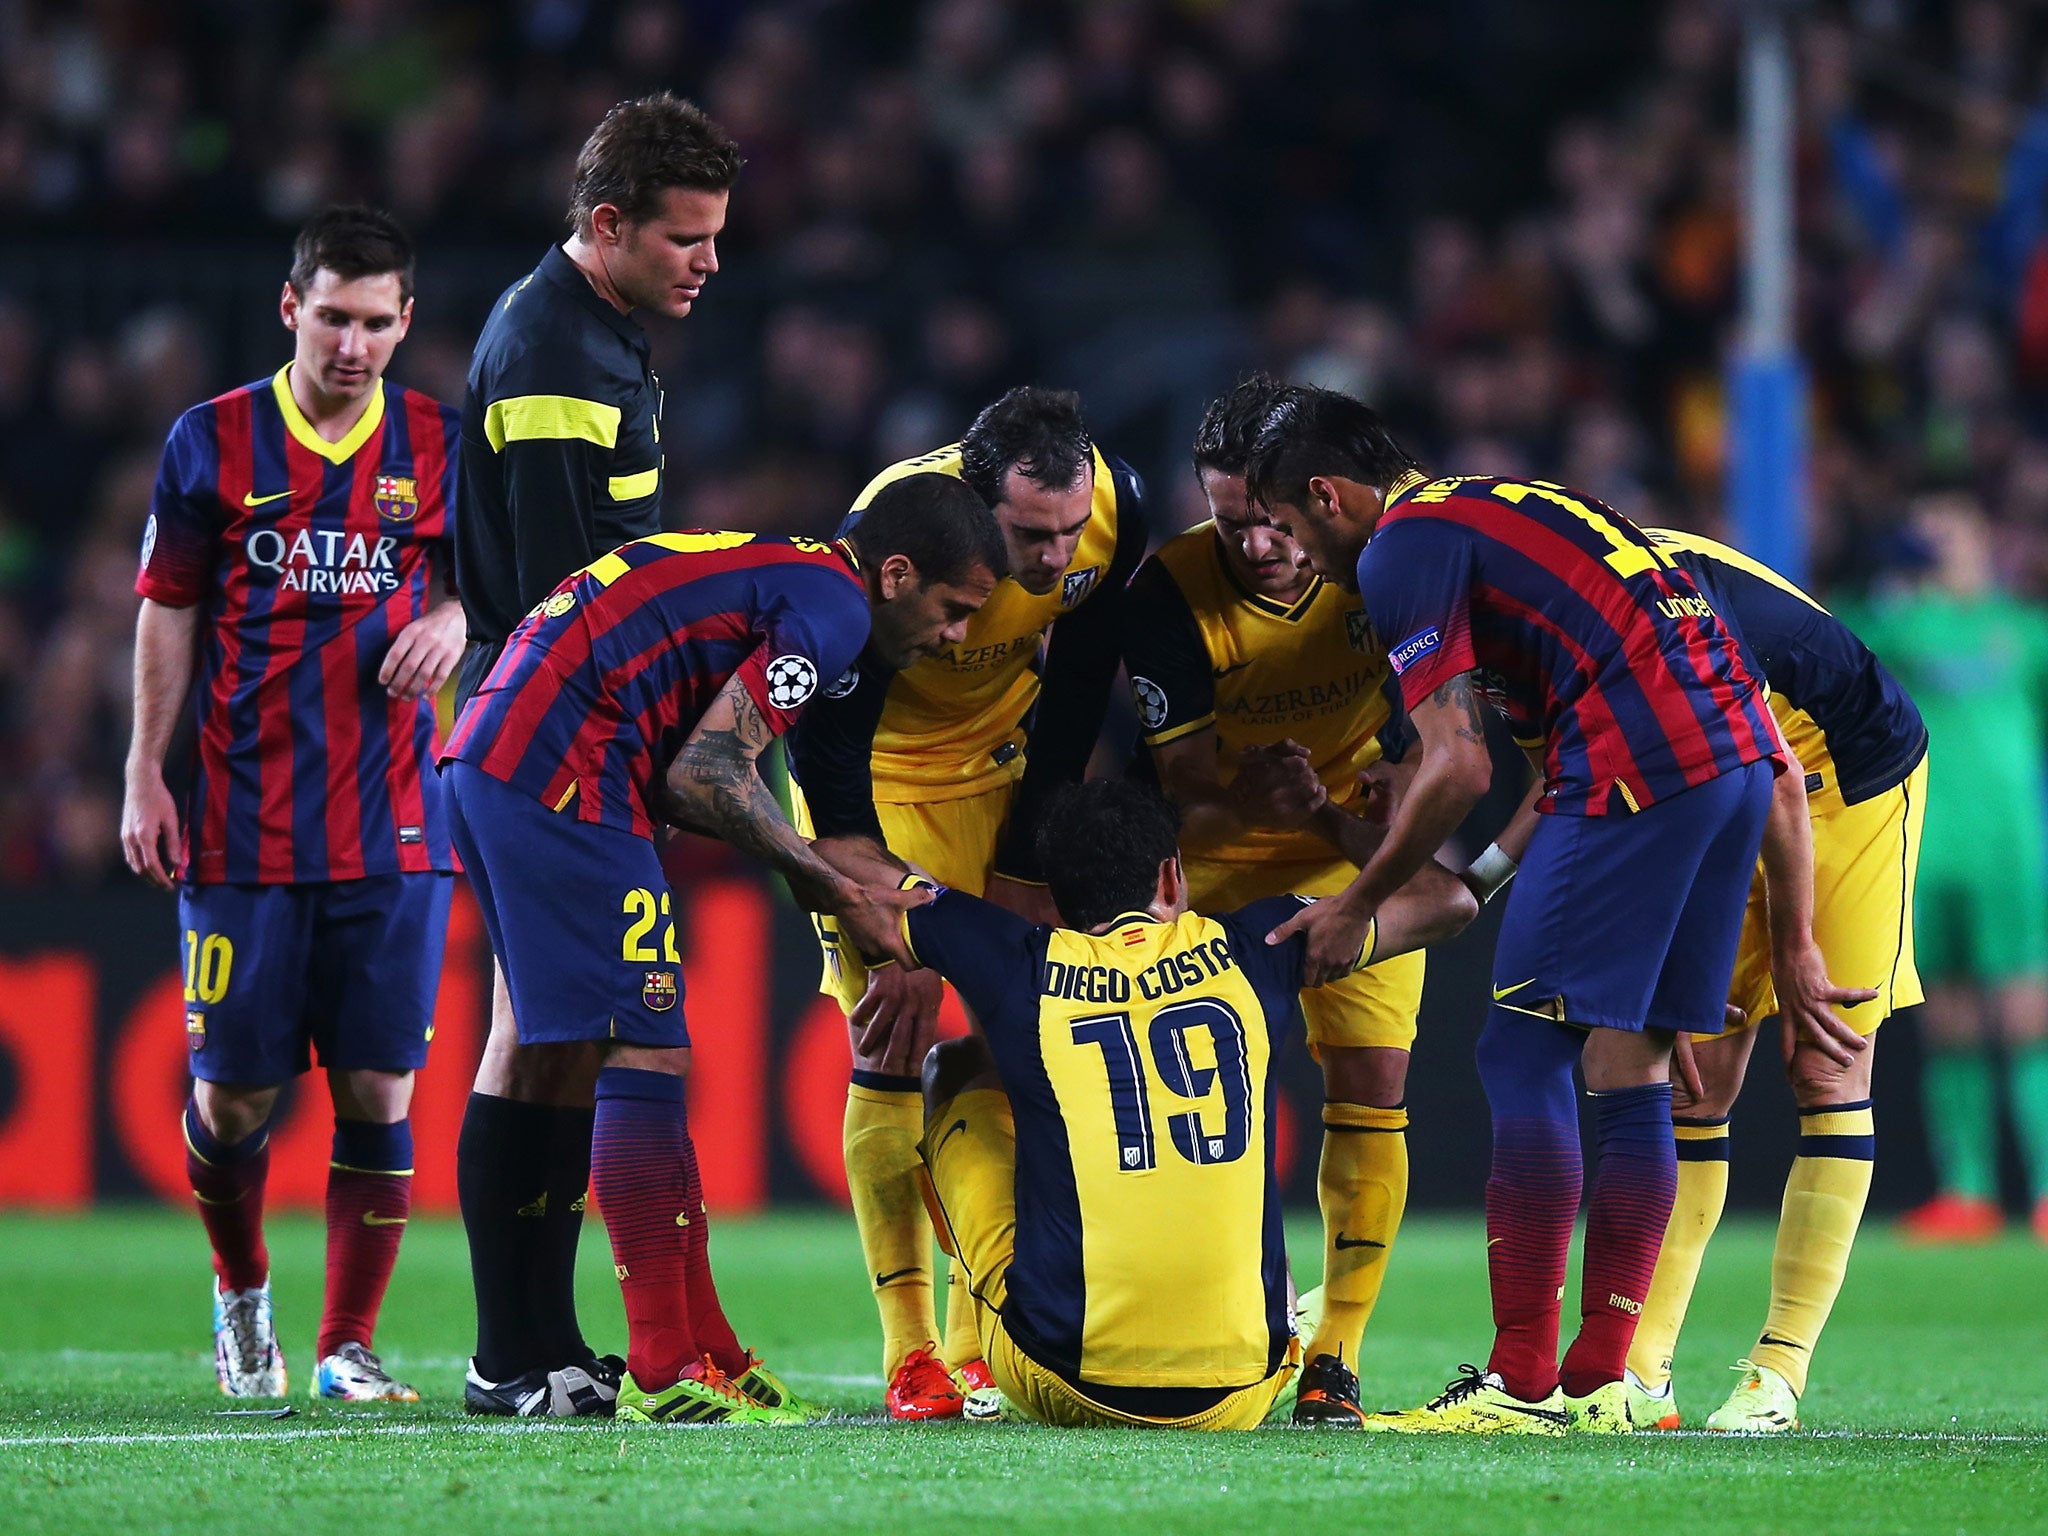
[1359,473,1781,816]
[903,888,1310,1393]
[136,366,460,885]
[786,443,1145,880]
[1122,522,1409,865]
[1644,529,1926,815]
[443,532,869,840]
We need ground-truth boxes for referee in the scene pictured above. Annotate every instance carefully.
[452,93,741,1419]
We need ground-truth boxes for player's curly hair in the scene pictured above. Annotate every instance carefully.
[958,387,1094,508]
[568,93,743,237]
[1037,780,1182,932]
[1245,385,1421,511]
[846,473,1009,588]
[289,206,416,303]
[1192,374,1287,477]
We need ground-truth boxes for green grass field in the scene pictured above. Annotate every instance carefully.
[1,1210,2043,1535]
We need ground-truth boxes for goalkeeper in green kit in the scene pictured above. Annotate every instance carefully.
[1853,494,2048,1242]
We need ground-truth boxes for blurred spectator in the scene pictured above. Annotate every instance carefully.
[9,0,2048,886]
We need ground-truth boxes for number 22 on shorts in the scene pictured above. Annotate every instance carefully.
[620,887,681,963]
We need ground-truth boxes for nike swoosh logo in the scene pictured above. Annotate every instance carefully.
[1213,660,1252,678]
[1492,979,1537,1001]
[1499,1402,1570,1425]
[361,1212,407,1227]
[242,490,291,507]
[1333,1234,1386,1250]
[1757,1333,1807,1351]
[935,1118,968,1153]
[874,1267,920,1287]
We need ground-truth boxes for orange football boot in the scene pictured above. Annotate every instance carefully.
[886,1345,964,1421]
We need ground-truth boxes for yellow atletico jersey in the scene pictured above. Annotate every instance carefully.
[846,443,1137,802]
[902,888,1306,1391]
[1122,522,1406,865]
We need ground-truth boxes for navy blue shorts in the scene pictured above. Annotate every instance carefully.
[179,872,455,1086]
[445,760,689,1048]
[1491,760,1774,1035]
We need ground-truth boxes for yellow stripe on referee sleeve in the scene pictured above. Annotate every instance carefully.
[607,466,660,501]
[484,395,621,452]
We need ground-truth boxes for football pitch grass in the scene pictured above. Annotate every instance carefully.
[1,1211,2042,1535]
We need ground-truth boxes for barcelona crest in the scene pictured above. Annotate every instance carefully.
[642,971,679,1012]
[186,1010,206,1050]
[374,474,420,522]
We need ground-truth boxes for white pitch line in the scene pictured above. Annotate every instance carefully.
[1,1424,2042,1449]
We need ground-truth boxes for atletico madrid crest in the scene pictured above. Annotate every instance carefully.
[374,474,420,521]
[642,971,678,1012]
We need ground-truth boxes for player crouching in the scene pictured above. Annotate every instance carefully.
[897,780,1474,1429]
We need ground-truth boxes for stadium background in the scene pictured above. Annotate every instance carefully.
[0,0,2036,1213]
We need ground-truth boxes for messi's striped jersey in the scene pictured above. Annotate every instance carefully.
[136,366,460,884]
[443,532,870,839]
[1359,474,1780,816]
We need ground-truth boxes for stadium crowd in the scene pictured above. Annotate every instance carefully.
[2,0,2047,889]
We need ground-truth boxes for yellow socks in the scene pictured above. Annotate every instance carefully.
[845,1077,936,1379]
[943,1257,982,1368]
[1752,1100,1875,1397]
[1307,1102,1408,1364]
[1628,1114,1730,1389]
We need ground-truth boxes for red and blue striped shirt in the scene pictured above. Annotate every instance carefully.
[136,367,460,883]
[442,532,871,840]
[1359,475,1781,815]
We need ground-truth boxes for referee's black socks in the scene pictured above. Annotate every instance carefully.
[458,1093,578,1381]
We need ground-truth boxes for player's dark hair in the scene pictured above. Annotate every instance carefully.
[846,473,1009,588]
[568,92,743,237]
[1037,780,1182,932]
[288,206,416,304]
[958,387,1094,508]
[1192,374,1287,477]
[1245,385,1421,511]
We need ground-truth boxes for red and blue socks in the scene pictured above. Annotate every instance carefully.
[592,1067,700,1391]
[1559,1083,1677,1398]
[185,1097,270,1294]
[319,1118,414,1358]
[1476,1010,1583,1401]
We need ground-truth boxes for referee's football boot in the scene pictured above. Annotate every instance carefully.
[1562,1378,1634,1433]
[1359,1365,1569,1435]
[314,1342,420,1403]
[732,1354,830,1422]
[463,1360,553,1417]
[615,1362,799,1426]
[213,1279,287,1398]
[1292,1351,1367,1426]
[1705,1359,1800,1434]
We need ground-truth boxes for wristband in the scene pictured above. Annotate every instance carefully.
[1466,842,1518,904]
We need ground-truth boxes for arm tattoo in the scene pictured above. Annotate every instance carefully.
[1431,674,1488,744]
[666,677,844,907]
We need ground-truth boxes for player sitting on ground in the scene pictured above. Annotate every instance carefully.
[784,387,1145,1420]
[440,475,1005,1425]
[121,207,465,1403]
[1122,376,1447,1425]
[901,779,1475,1430]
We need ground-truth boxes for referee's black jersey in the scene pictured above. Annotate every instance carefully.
[454,244,665,704]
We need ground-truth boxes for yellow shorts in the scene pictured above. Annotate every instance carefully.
[789,778,1016,1013]
[1187,856,1424,1054]
[919,1088,1294,1431]
[1722,758,1926,1035]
